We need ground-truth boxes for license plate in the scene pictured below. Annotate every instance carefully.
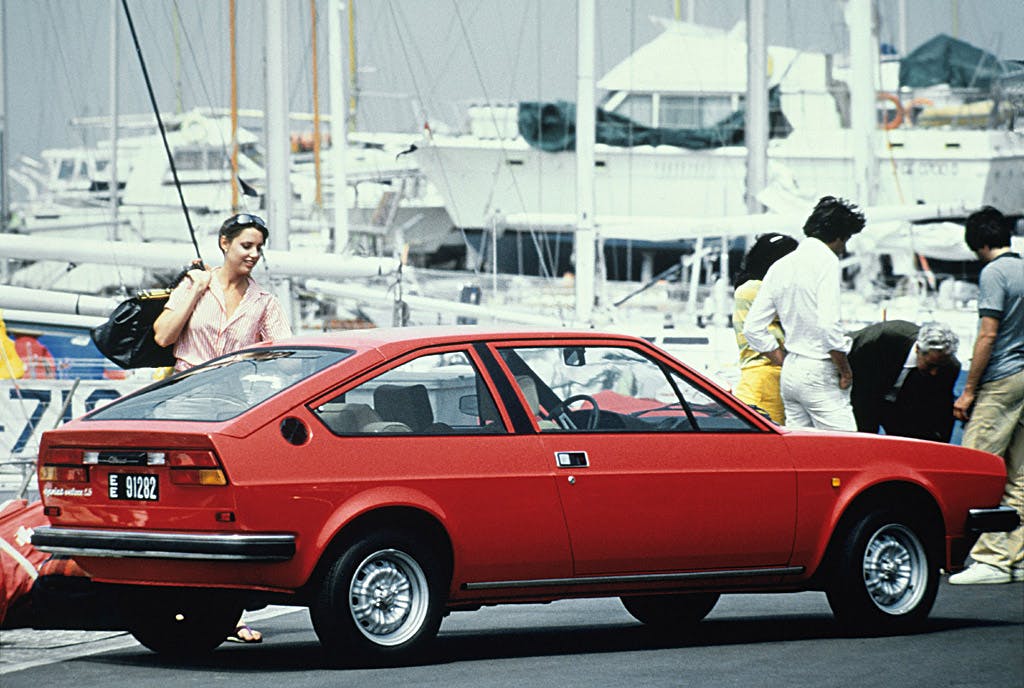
[108,473,159,501]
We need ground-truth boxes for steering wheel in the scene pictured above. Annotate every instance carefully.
[549,394,600,430]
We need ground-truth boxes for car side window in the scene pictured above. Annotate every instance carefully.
[313,351,508,435]
[498,345,755,433]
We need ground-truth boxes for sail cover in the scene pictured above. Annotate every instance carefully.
[899,34,1021,90]
[518,86,791,152]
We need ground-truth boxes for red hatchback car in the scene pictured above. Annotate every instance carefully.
[32,327,1016,662]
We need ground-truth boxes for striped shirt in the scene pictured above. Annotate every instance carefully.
[165,270,292,371]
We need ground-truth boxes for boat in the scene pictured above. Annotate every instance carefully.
[9,108,455,260]
[413,17,1024,259]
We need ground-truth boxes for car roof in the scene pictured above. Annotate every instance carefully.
[260,326,649,354]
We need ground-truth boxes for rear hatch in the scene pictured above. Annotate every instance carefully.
[38,422,239,532]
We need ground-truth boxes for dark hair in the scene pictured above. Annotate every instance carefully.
[802,196,865,242]
[219,213,270,246]
[964,206,1011,251]
[736,232,799,284]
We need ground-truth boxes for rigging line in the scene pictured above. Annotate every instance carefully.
[120,0,202,263]
[449,1,554,280]
[165,1,225,132]
[42,1,88,147]
[383,1,482,279]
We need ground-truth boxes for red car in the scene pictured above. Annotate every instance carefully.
[32,327,1017,662]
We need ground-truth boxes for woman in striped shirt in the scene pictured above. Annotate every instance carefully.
[153,213,292,643]
[154,213,292,373]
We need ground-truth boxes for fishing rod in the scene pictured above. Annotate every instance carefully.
[119,0,203,264]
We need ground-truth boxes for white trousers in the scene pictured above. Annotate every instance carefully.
[780,353,857,431]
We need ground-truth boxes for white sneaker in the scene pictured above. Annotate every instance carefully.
[948,563,1011,585]
[1012,567,1024,583]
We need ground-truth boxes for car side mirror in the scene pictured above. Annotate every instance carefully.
[562,347,586,367]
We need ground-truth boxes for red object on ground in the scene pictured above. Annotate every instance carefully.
[0,499,49,625]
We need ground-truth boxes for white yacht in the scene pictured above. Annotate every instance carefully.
[415,18,1024,231]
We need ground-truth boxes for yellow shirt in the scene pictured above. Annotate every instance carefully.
[732,280,785,369]
[0,309,26,379]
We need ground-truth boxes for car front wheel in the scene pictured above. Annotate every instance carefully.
[620,592,720,630]
[311,529,446,665]
[826,509,938,634]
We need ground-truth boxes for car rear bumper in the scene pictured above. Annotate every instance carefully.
[32,526,296,561]
[966,506,1020,533]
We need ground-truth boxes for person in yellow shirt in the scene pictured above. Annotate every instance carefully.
[0,309,26,379]
[732,233,798,423]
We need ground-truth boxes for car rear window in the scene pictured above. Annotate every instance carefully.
[87,348,352,422]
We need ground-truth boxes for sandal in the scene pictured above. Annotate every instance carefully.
[226,624,263,644]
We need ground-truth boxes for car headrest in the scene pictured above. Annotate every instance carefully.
[373,383,433,432]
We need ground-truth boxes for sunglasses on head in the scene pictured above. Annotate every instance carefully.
[224,213,267,232]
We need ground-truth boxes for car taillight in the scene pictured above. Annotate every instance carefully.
[38,465,90,483]
[168,450,228,486]
[39,448,89,483]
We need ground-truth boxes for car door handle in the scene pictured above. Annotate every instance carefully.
[555,451,588,468]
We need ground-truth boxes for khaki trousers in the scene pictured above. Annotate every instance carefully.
[963,367,1024,572]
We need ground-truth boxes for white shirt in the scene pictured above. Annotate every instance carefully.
[743,237,850,360]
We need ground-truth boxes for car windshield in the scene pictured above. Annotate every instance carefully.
[88,348,352,422]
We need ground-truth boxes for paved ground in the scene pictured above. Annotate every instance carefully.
[1,582,1021,687]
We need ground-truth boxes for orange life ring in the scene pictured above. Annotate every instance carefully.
[876,92,904,130]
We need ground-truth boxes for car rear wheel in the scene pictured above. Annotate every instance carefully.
[826,508,938,634]
[126,589,242,657]
[311,529,446,665]
[620,592,720,629]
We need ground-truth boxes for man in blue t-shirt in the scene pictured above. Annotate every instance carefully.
[949,206,1024,585]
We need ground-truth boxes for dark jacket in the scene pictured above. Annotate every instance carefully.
[848,320,961,443]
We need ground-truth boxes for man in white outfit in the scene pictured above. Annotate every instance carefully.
[743,196,866,431]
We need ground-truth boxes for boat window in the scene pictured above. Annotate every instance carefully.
[173,149,205,171]
[660,95,737,128]
[614,94,653,127]
[86,348,353,422]
[240,142,264,167]
[58,159,75,180]
[209,150,231,171]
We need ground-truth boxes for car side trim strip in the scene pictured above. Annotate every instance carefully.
[31,526,295,561]
[463,566,805,590]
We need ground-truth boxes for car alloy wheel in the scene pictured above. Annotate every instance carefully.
[861,523,928,615]
[348,548,430,646]
[826,507,938,633]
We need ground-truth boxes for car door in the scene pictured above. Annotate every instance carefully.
[305,344,572,585]
[493,340,797,577]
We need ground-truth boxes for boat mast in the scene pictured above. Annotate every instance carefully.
[574,0,596,326]
[327,0,349,252]
[230,0,239,210]
[265,0,294,328]
[745,0,767,214]
[109,0,119,240]
[846,0,879,205]
[310,0,323,209]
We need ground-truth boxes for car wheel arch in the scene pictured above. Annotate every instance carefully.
[814,481,945,582]
[305,505,454,595]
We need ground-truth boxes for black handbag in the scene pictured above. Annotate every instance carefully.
[91,264,199,369]
[91,289,175,369]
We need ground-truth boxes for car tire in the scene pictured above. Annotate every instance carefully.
[825,508,939,634]
[126,588,242,657]
[311,529,447,665]
[620,592,720,629]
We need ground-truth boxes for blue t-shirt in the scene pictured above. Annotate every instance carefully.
[978,252,1024,384]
